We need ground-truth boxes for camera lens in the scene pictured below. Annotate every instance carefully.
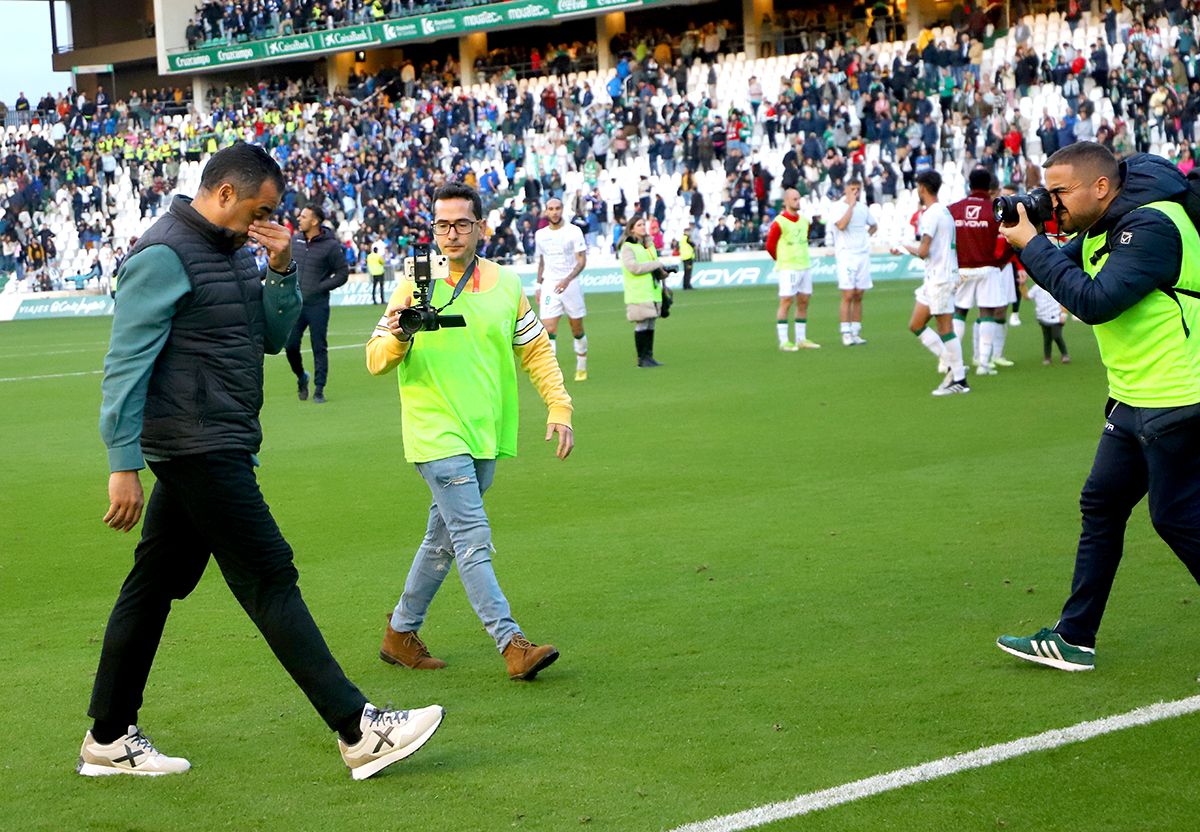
[992,196,1013,224]
[397,307,425,336]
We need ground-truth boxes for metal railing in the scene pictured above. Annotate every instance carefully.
[474,54,600,82]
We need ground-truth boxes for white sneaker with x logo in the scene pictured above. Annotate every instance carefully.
[339,703,445,780]
[77,726,191,776]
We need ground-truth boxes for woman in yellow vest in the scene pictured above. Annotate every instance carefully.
[620,214,671,367]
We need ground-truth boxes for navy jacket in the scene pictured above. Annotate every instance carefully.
[1019,154,1191,325]
[293,226,350,305]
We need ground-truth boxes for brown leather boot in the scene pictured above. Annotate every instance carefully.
[380,622,447,670]
[502,634,559,680]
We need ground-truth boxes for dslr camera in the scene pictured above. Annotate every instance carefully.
[993,187,1055,225]
[396,243,466,336]
[652,264,678,283]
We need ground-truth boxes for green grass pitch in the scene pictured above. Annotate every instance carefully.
[2,282,1199,831]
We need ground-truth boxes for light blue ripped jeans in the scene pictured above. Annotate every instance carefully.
[391,454,520,651]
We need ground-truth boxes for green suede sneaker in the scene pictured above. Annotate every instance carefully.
[997,627,1095,671]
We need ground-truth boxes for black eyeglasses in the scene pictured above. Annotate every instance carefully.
[432,219,478,235]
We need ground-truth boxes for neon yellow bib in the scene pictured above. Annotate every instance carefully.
[773,213,811,270]
[397,261,524,462]
[1083,200,1200,406]
[622,242,661,304]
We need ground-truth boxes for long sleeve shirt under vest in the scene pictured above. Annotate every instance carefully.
[99,245,301,472]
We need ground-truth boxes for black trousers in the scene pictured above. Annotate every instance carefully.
[88,452,366,731]
[1040,322,1068,359]
[682,259,693,289]
[371,276,385,304]
[286,302,330,388]
[1055,401,1200,647]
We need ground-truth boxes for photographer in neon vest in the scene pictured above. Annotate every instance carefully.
[996,143,1200,671]
[366,182,573,681]
[620,214,674,367]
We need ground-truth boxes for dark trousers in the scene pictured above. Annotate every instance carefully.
[682,259,693,289]
[1040,322,1068,359]
[88,452,366,730]
[286,302,330,389]
[371,276,385,304]
[1055,401,1200,647]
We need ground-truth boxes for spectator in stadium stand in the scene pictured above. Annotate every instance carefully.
[285,203,349,404]
[186,17,201,50]
[84,142,443,780]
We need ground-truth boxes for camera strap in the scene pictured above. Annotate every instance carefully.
[436,256,479,314]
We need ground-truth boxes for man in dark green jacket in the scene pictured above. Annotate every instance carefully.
[83,142,443,780]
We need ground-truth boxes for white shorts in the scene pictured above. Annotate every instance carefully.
[775,269,812,297]
[836,254,873,290]
[955,266,1005,309]
[1001,264,1018,305]
[539,279,587,320]
[915,279,956,316]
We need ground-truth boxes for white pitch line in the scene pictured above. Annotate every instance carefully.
[0,369,103,383]
[669,694,1200,832]
[0,344,369,384]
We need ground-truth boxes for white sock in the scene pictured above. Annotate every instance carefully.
[953,316,966,341]
[979,320,995,366]
[795,320,807,342]
[943,334,965,380]
[840,321,851,334]
[972,319,981,362]
[548,333,558,355]
[777,321,789,345]
[994,320,1008,359]
[574,334,587,370]
[918,327,944,357]
[850,321,861,336]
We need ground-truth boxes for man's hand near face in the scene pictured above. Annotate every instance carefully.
[249,221,293,272]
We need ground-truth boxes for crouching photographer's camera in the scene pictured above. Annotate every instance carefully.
[993,187,1055,225]
[396,243,467,336]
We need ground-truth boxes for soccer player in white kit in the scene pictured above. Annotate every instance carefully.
[831,180,878,346]
[535,197,589,381]
[893,170,970,396]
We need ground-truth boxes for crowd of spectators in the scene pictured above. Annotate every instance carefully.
[186,0,483,49]
[3,1,1200,294]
